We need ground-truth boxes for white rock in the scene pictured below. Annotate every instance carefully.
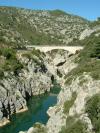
[27,127,34,133]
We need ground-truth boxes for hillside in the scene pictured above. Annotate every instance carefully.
[17,31,100,133]
[0,6,100,133]
[0,6,89,48]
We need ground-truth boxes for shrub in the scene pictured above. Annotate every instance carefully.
[65,34,100,84]
[90,43,100,59]
[0,69,4,79]
[60,116,88,133]
[49,10,67,16]
[85,94,100,133]
[0,48,23,75]
[63,92,77,114]
[13,62,23,75]
[1,48,16,60]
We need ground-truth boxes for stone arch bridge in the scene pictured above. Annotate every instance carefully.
[26,45,83,54]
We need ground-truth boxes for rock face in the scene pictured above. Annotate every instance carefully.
[79,26,100,40]
[0,6,100,133]
[0,50,52,125]
[18,46,100,133]
[45,49,77,76]
[18,49,78,133]
[46,74,100,133]
[23,48,100,133]
[0,43,99,133]
[0,48,76,128]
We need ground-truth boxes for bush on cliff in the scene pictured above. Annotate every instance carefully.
[86,94,100,133]
[0,48,23,76]
[0,69,4,79]
[63,92,77,114]
[65,34,100,85]
[60,116,88,133]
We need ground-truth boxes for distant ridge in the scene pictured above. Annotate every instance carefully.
[0,6,89,48]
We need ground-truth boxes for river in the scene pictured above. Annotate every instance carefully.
[0,83,61,133]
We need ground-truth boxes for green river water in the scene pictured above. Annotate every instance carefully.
[0,83,60,133]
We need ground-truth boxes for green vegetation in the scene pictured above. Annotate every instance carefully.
[65,76,74,85]
[28,32,61,46]
[65,34,100,85]
[23,48,42,58]
[0,48,16,59]
[85,94,100,133]
[63,92,77,114]
[90,18,100,27]
[0,48,23,77]
[78,76,87,86]
[0,46,46,79]
[49,10,67,16]
[0,7,62,48]
[22,48,45,66]
[60,116,88,133]
[0,6,89,48]
[90,43,100,59]
[0,69,4,79]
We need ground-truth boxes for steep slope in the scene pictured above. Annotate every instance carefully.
[21,25,100,133]
[0,46,77,128]
[0,7,89,48]
[46,30,100,133]
[0,6,100,133]
[0,49,53,126]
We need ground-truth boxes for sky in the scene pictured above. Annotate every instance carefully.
[0,0,100,21]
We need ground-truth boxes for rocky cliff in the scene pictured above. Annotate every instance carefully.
[46,29,100,133]
[0,49,52,126]
[0,46,77,127]
[21,27,100,133]
[46,75,100,133]
[0,6,100,133]
[18,49,79,133]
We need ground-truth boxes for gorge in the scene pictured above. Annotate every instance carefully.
[0,46,78,133]
[0,6,100,133]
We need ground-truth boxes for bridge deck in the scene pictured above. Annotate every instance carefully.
[26,45,83,54]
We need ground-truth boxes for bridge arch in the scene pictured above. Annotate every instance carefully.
[26,45,83,54]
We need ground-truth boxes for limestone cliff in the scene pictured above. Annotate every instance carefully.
[0,50,52,126]
[46,74,100,133]
[21,31,100,133]
[0,6,100,133]
[0,48,76,128]
[18,49,78,133]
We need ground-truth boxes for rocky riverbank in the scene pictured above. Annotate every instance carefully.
[46,75,100,133]
[0,48,76,128]
[1,42,99,133]
[18,49,78,133]
[21,40,100,133]
[23,68,100,133]
[0,49,52,125]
